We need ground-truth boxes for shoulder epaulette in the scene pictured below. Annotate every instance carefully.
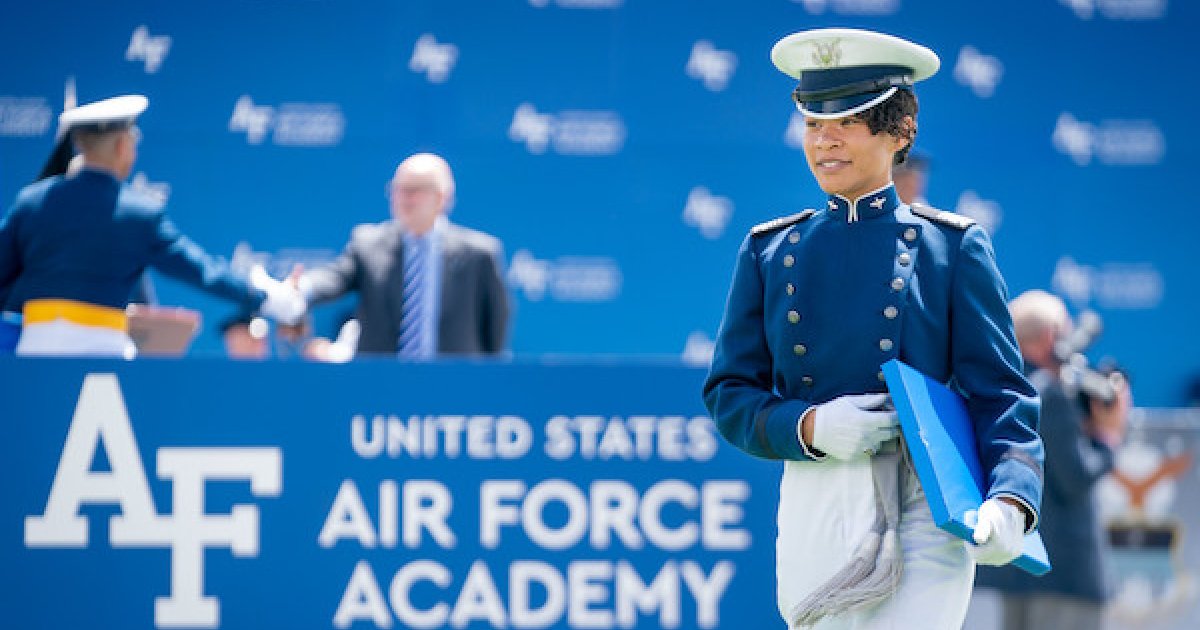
[910,203,975,230]
[750,209,816,236]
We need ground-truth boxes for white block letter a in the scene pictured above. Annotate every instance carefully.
[25,373,160,546]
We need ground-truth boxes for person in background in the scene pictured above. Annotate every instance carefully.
[301,308,360,363]
[975,289,1131,630]
[220,310,270,360]
[1184,373,1200,407]
[0,94,305,357]
[703,28,1042,629]
[300,152,509,359]
[892,150,929,206]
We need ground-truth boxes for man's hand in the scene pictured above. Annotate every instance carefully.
[1088,372,1131,449]
[802,393,899,460]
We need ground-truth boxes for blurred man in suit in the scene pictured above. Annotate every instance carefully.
[301,153,509,358]
[975,289,1130,630]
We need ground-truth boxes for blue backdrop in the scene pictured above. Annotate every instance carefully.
[1,0,1194,405]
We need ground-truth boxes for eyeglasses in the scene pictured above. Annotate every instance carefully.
[385,182,438,199]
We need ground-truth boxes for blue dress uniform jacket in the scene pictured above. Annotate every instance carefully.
[703,184,1044,519]
[0,169,264,312]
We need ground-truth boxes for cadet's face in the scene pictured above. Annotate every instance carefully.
[802,115,906,200]
[389,169,446,236]
[115,127,140,180]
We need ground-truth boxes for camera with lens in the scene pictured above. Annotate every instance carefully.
[1053,309,1122,406]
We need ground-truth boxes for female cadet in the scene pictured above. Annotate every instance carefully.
[702,29,1043,629]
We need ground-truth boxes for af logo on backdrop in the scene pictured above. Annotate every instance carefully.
[409,34,459,84]
[24,374,282,629]
[126,25,172,74]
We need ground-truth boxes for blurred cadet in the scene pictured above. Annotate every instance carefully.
[703,28,1042,629]
[2,144,92,350]
[300,152,509,359]
[219,309,270,360]
[976,290,1131,630]
[892,150,929,205]
[0,95,306,358]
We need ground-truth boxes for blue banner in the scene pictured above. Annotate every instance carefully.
[0,357,783,629]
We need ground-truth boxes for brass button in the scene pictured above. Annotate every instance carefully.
[793,343,807,356]
[904,227,917,242]
[898,252,912,266]
[883,305,898,319]
[891,277,905,292]
[786,283,795,295]
[783,254,795,268]
[788,310,801,324]
[789,232,800,244]
[879,338,894,352]
[802,375,814,387]
[878,371,887,382]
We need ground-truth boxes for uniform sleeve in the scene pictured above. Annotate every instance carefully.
[147,214,265,308]
[302,230,360,304]
[0,200,25,295]
[1040,385,1114,501]
[479,241,510,354]
[703,234,815,461]
[950,225,1044,530]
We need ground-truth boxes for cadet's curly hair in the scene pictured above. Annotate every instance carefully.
[854,88,919,165]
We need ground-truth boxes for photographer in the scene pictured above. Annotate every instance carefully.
[975,289,1132,630]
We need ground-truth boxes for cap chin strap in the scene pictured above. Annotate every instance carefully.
[798,87,898,120]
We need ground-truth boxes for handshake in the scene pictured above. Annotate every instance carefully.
[248,265,308,326]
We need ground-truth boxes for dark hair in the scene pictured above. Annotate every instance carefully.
[853,89,918,165]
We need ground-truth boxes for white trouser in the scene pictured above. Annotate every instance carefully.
[777,456,974,630]
[16,320,136,359]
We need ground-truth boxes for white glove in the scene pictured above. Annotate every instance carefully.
[249,265,307,326]
[968,498,1027,566]
[807,393,899,460]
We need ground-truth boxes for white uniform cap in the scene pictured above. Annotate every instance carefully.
[771,28,939,119]
[59,94,148,133]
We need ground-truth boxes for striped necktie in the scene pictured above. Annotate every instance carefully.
[397,237,431,359]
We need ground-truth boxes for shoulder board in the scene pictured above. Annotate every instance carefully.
[119,187,166,213]
[910,203,975,230]
[750,209,816,236]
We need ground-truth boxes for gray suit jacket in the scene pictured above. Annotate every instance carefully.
[304,220,509,356]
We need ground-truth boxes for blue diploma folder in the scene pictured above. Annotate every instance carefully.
[882,359,1051,576]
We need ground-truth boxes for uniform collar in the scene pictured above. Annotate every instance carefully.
[74,166,122,185]
[825,183,900,223]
